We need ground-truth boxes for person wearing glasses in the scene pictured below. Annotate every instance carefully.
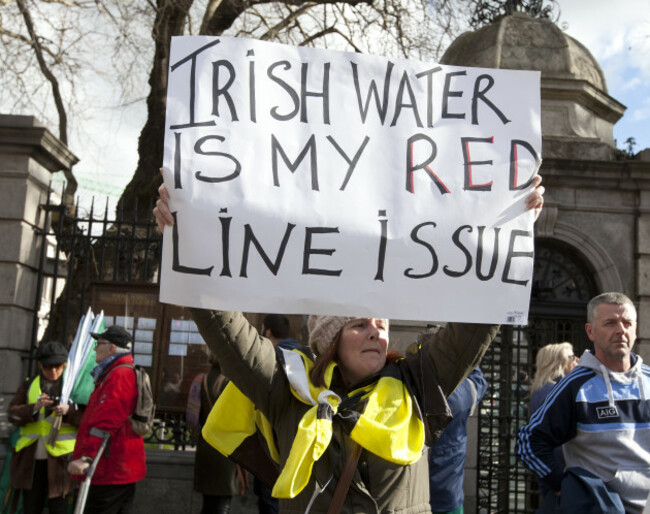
[8,341,84,514]
[67,326,146,514]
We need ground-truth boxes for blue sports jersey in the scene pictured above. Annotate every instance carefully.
[517,350,650,514]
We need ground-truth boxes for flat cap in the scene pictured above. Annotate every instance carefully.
[90,325,133,348]
[36,341,68,366]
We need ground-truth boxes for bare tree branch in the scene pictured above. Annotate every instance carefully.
[15,0,77,202]
[259,2,317,40]
[300,26,339,46]
[0,26,61,59]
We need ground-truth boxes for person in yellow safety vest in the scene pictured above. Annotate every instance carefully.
[7,341,85,514]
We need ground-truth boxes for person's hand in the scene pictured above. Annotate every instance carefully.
[68,458,90,475]
[153,169,173,233]
[235,465,249,495]
[34,394,53,413]
[526,174,545,222]
[53,403,70,416]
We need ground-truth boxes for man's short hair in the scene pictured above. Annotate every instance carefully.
[587,292,636,323]
[263,314,291,339]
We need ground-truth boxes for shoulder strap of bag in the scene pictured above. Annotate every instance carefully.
[99,363,134,387]
[326,442,362,514]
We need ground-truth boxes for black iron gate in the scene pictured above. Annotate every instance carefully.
[31,192,196,448]
[476,240,599,513]
[34,193,161,352]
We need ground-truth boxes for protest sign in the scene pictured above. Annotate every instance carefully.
[160,36,541,324]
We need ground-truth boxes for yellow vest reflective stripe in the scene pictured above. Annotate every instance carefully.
[14,376,77,456]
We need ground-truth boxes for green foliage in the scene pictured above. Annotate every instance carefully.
[468,0,560,28]
[615,137,637,160]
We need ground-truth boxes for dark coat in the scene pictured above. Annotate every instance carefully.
[536,467,625,514]
[193,364,240,496]
[8,375,84,497]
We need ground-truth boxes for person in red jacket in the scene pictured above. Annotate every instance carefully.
[68,326,146,514]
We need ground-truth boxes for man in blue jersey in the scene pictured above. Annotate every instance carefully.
[517,292,650,514]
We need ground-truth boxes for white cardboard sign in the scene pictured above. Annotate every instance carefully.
[160,36,541,325]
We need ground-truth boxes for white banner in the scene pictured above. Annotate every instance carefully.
[160,36,541,325]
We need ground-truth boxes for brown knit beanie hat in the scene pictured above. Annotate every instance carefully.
[308,315,389,356]
[308,316,353,356]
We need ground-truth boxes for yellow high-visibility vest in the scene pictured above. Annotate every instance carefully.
[15,376,77,457]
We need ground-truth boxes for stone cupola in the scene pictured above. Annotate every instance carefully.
[440,12,625,160]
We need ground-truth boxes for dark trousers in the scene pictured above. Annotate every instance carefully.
[200,494,231,514]
[84,483,136,514]
[21,459,69,514]
[253,477,278,514]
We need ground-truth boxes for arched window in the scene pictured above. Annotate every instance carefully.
[531,238,599,312]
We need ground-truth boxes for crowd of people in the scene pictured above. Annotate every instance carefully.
[6,326,146,514]
[6,297,650,513]
[5,314,499,514]
[5,174,650,513]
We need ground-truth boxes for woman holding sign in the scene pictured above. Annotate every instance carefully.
[154,177,544,512]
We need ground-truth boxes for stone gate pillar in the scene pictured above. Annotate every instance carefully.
[635,149,650,363]
[0,114,78,446]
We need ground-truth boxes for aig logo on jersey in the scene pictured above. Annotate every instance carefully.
[596,406,619,419]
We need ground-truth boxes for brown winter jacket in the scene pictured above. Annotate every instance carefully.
[191,308,498,513]
[8,376,84,498]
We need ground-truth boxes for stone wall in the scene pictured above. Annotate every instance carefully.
[0,114,77,451]
[539,155,650,362]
